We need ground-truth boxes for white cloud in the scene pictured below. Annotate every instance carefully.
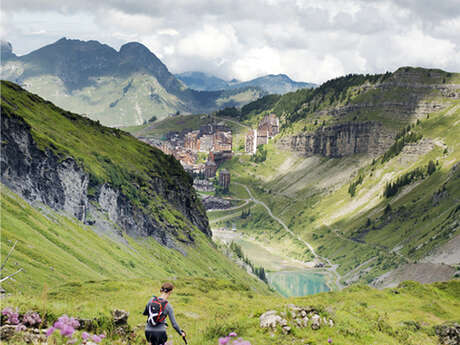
[393,28,457,68]
[232,46,282,80]
[2,1,459,83]
[177,24,238,60]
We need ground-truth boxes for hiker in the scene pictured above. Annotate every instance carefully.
[143,282,186,345]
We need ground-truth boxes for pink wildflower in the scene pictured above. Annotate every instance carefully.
[60,324,75,337]
[219,336,230,345]
[91,334,102,343]
[46,327,56,337]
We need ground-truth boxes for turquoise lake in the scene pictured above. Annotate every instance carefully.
[267,271,330,297]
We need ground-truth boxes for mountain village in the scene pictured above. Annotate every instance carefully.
[139,113,280,198]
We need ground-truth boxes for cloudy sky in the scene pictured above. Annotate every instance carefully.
[2,0,460,84]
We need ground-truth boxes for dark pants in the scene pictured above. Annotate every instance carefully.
[145,330,168,345]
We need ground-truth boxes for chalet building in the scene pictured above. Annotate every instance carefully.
[245,129,257,154]
[256,129,269,146]
[258,113,279,138]
[199,134,214,152]
[245,114,279,154]
[174,149,197,166]
[214,130,232,152]
[219,169,231,189]
[184,130,200,151]
[209,151,232,167]
[204,159,217,178]
[161,141,174,155]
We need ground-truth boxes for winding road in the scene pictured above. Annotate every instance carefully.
[233,182,345,290]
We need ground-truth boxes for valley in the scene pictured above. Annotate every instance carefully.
[1,65,460,345]
[130,67,460,294]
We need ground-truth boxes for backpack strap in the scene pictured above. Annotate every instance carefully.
[147,297,160,326]
[156,298,169,322]
[148,297,169,325]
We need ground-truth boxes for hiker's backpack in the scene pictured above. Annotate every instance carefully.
[147,297,168,326]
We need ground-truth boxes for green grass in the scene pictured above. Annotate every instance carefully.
[3,275,459,345]
[0,186,270,295]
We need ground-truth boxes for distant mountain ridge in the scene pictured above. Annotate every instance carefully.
[0,38,265,126]
[176,71,316,94]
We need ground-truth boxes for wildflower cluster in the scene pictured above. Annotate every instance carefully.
[23,311,42,326]
[2,307,42,332]
[218,332,251,345]
[47,314,80,338]
[2,307,20,325]
[46,314,105,344]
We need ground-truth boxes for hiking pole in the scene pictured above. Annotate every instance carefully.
[182,334,188,344]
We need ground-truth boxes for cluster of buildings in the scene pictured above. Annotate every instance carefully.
[141,114,280,194]
[245,113,280,154]
[140,119,233,192]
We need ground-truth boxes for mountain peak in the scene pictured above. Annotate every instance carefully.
[1,40,16,60]
[119,41,151,55]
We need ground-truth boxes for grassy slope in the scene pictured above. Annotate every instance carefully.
[0,185,270,294]
[4,271,460,344]
[1,80,206,235]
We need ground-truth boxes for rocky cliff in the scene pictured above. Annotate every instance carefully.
[275,67,459,158]
[0,81,210,250]
[278,122,393,157]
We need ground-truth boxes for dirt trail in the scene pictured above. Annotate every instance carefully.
[234,182,344,289]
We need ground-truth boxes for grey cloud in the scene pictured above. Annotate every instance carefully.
[2,0,460,83]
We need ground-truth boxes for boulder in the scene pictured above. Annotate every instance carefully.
[260,310,290,333]
[260,311,283,329]
[311,314,321,330]
[0,325,16,341]
[112,309,129,325]
[435,322,460,345]
[282,325,291,335]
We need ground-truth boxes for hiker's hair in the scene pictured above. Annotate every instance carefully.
[160,282,174,293]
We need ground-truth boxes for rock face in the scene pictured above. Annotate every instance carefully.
[278,67,459,159]
[201,195,232,210]
[436,323,460,345]
[0,112,211,248]
[278,122,393,158]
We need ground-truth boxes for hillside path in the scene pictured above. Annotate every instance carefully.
[234,182,344,289]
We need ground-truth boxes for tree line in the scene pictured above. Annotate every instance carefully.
[229,242,268,283]
[384,160,437,198]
